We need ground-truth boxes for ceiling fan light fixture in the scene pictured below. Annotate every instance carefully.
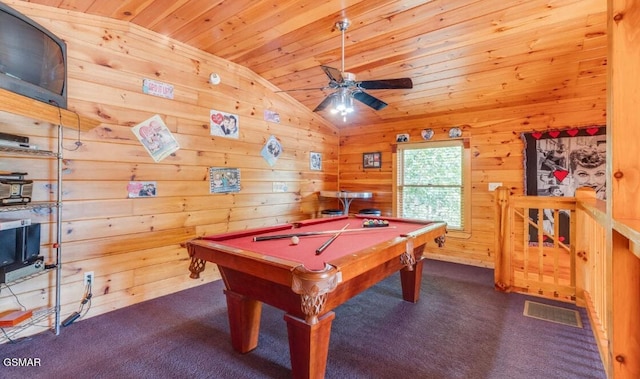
[330,88,354,116]
[345,95,354,113]
[337,88,348,110]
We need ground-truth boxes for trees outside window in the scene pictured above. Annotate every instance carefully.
[395,140,470,233]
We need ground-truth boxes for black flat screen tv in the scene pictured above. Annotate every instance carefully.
[0,2,67,108]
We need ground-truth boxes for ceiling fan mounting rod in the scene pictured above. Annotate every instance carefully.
[336,19,350,73]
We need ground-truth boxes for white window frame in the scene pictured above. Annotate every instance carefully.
[392,139,471,238]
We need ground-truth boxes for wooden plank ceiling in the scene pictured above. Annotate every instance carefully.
[27,0,607,129]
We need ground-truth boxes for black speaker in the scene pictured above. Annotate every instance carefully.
[21,223,41,262]
[0,223,40,267]
[0,227,20,266]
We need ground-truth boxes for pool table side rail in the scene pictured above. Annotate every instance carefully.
[187,239,300,286]
[328,221,446,281]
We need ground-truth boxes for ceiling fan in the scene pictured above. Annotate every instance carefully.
[281,19,413,119]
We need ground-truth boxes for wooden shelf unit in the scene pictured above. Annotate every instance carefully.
[0,307,56,342]
[0,88,99,132]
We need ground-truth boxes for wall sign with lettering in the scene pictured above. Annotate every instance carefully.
[142,78,175,99]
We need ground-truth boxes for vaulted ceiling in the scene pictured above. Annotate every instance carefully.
[27,0,607,129]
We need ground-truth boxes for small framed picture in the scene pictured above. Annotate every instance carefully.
[449,127,462,138]
[363,152,382,169]
[209,167,241,194]
[210,109,239,139]
[260,135,282,167]
[396,133,409,143]
[127,181,157,198]
[310,152,322,171]
[421,128,434,140]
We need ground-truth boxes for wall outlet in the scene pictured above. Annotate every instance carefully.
[488,182,503,191]
[83,271,94,286]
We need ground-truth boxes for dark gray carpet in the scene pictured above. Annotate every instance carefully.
[1,259,605,378]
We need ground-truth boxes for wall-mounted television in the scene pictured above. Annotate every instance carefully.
[0,2,67,108]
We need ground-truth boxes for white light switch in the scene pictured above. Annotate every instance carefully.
[488,182,502,191]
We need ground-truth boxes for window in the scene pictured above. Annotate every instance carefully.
[394,139,471,234]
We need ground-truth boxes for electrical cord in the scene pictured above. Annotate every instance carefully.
[0,282,27,311]
[49,99,83,151]
[0,327,15,343]
[61,277,93,327]
[0,283,29,343]
[78,281,93,317]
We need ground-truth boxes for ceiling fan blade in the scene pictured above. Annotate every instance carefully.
[313,94,335,112]
[320,65,344,84]
[358,78,413,90]
[275,87,328,93]
[353,91,388,111]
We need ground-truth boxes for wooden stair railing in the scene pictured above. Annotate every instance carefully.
[494,186,609,371]
[493,186,577,300]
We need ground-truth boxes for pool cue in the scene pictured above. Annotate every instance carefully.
[315,223,349,255]
[252,226,396,241]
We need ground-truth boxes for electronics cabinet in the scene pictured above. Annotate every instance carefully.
[0,109,64,341]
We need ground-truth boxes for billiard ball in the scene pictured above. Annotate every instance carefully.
[291,236,300,245]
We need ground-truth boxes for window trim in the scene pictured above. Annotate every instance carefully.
[392,139,471,238]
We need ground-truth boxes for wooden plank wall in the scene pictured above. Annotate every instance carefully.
[0,1,338,337]
[339,97,607,267]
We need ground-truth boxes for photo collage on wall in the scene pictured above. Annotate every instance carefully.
[133,80,301,197]
[523,126,606,245]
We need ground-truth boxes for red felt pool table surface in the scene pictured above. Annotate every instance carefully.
[185,215,446,379]
[199,215,434,271]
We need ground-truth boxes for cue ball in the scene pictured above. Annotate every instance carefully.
[291,236,300,245]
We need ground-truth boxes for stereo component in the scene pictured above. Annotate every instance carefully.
[0,172,32,205]
[0,257,44,283]
[0,131,29,144]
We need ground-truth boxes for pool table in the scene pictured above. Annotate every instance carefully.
[186,215,446,379]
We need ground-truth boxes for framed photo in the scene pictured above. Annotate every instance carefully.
[210,109,239,139]
[421,128,434,140]
[209,167,241,194]
[448,127,462,138]
[127,181,157,198]
[131,115,180,162]
[363,152,382,169]
[261,135,282,167]
[310,152,322,171]
[264,109,280,123]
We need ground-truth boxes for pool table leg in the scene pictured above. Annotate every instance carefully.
[224,289,262,353]
[284,311,336,379]
[400,258,425,303]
